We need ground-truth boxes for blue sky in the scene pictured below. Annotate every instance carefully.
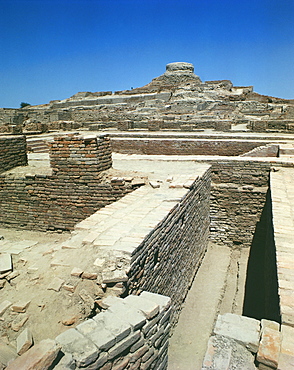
[1,0,293,108]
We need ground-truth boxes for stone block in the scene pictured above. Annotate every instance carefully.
[124,295,159,319]
[261,319,280,333]
[140,291,171,311]
[81,272,98,280]
[17,328,33,355]
[55,328,98,367]
[108,331,141,360]
[6,339,61,370]
[202,334,256,370]
[11,300,30,313]
[100,296,123,309]
[0,254,12,274]
[108,302,146,330]
[280,325,294,357]
[47,277,64,292]
[11,315,29,332]
[77,317,116,351]
[257,327,281,368]
[149,181,160,188]
[102,269,128,283]
[96,310,132,342]
[213,313,260,353]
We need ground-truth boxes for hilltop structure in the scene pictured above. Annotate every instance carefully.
[1,62,294,134]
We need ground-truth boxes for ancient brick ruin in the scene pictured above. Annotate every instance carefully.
[0,63,293,369]
[1,62,294,135]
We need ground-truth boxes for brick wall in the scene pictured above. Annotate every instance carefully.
[7,293,171,370]
[49,134,112,175]
[0,134,133,231]
[0,135,27,173]
[127,168,211,326]
[210,161,271,247]
[111,138,267,156]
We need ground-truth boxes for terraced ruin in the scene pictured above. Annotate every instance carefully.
[0,63,293,369]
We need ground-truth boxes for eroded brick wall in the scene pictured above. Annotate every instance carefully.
[49,134,112,175]
[8,293,171,370]
[0,134,133,231]
[127,167,211,327]
[0,135,27,173]
[111,138,267,156]
[210,161,270,247]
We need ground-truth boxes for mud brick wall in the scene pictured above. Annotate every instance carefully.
[0,135,132,231]
[111,138,267,156]
[49,134,112,175]
[0,174,132,231]
[210,161,271,247]
[127,167,211,327]
[8,292,171,370]
[0,135,27,173]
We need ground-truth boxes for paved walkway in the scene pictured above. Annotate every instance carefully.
[271,167,294,327]
[167,244,250,369]
[270,168,294,368]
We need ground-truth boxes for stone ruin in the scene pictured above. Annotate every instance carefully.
[0,63,293,369]
[0,62,294,134]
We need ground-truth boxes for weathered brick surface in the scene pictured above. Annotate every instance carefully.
[111,137,265,156]
[8,293,171,370]
[127,167,211,326]
[0,134,134,231]
[0,135,27,173]
[210,161,270,247]
[257,327,281,368]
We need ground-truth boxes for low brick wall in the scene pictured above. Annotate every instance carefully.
[0,134,133,231]
[111,137,267,156]
[249,119,294,132]
[210,161,271,247]
[127,167,211,326]
[7,292,171,370]
[49,134,112,175]
[0,135,27,173]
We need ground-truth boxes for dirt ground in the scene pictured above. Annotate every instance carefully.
[0,160,151,347]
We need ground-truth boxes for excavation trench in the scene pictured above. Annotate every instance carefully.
[168,180,281,369]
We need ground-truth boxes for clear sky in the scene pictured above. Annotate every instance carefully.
[1,0,294,108]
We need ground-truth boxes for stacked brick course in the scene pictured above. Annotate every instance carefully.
[0,135,27,173]
[6,293,171,370]
[127,168,211,326]
[210,161,270,247]
[0,134,133,231]
[49,134,112,175]
[111,138,264,156]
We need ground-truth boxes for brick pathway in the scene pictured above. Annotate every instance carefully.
[270,168,294,367]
